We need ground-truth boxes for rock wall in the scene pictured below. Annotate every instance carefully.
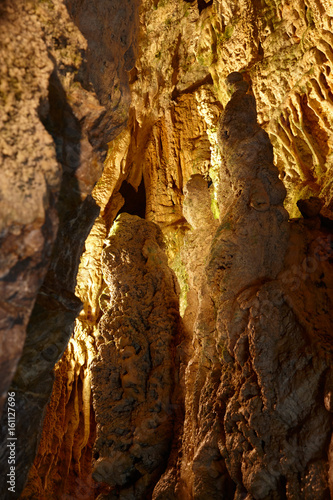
[1,0,333,498]
[0,0,140,416]
[0,0,139,496]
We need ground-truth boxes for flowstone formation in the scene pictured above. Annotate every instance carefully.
[204,73,333,498]
[91,214,181,499]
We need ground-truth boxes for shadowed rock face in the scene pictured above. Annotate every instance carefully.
[0,0,139,497]
[0,0,139,418]
[91,214,181,499]
[0,0,59,416]
[0,195,99,498]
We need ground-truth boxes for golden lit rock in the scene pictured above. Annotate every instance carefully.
[1,0,333,499]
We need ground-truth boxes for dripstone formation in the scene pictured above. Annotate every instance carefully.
[15,72,333,500]
[207,73,332,498]
[153,73,333,499]
[2,0,333,498]
[91,214,181,499]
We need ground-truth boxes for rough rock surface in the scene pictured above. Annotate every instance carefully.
[0,0,59,416]
[2,0,333,499]
[129,0,333,218]
[152,173,219,499]
[205,73,333,499]
[153,72,333,499]
[176,74,333,500]
[0,0,139,496]
[91,214,181,499]
[20,217,109,500]
[0,0,139,417]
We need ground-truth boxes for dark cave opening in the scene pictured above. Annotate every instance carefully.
[197,0,213,13]
[118,178,146,219]
[183,0,213,14]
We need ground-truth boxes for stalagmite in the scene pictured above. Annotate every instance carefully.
[91,214,181,499]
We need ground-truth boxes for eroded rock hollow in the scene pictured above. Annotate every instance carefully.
[1,0,333,499]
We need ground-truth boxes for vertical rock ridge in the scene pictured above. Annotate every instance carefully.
[91,214,181,499]
[202,73,332,499]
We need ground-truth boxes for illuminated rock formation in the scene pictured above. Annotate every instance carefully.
[153,71,333,500]
[205,72,332,498]
[91,213,181,498]
[1,0,333,499]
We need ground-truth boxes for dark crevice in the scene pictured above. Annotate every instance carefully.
[172,73,213,101]
[277,475,287,499]
[117,178,146,219]
[197,0,213,13]
[38,69,100,291]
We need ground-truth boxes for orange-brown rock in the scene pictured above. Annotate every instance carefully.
[152,73,333,499]
[2,0,333,499]
[91,214,181,499]
[181,73,332,499]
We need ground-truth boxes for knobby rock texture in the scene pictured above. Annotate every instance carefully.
[0,0,139,496]
[91,214,181,499]
[154,72,333,499]
[195,73,332,498]
[1,0,333,499]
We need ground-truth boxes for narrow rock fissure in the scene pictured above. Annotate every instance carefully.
[117,178,147,219]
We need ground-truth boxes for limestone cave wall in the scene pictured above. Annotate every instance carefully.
[1,0,333,499]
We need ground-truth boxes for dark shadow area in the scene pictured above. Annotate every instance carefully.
[118,178,146,219]
[183,0,213,13]
[37,68,100,291]
[38,69,83,220]
[0,1,9,18]
[277,476,287,499]
[0,69,99,498]
[197,0,213,13]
